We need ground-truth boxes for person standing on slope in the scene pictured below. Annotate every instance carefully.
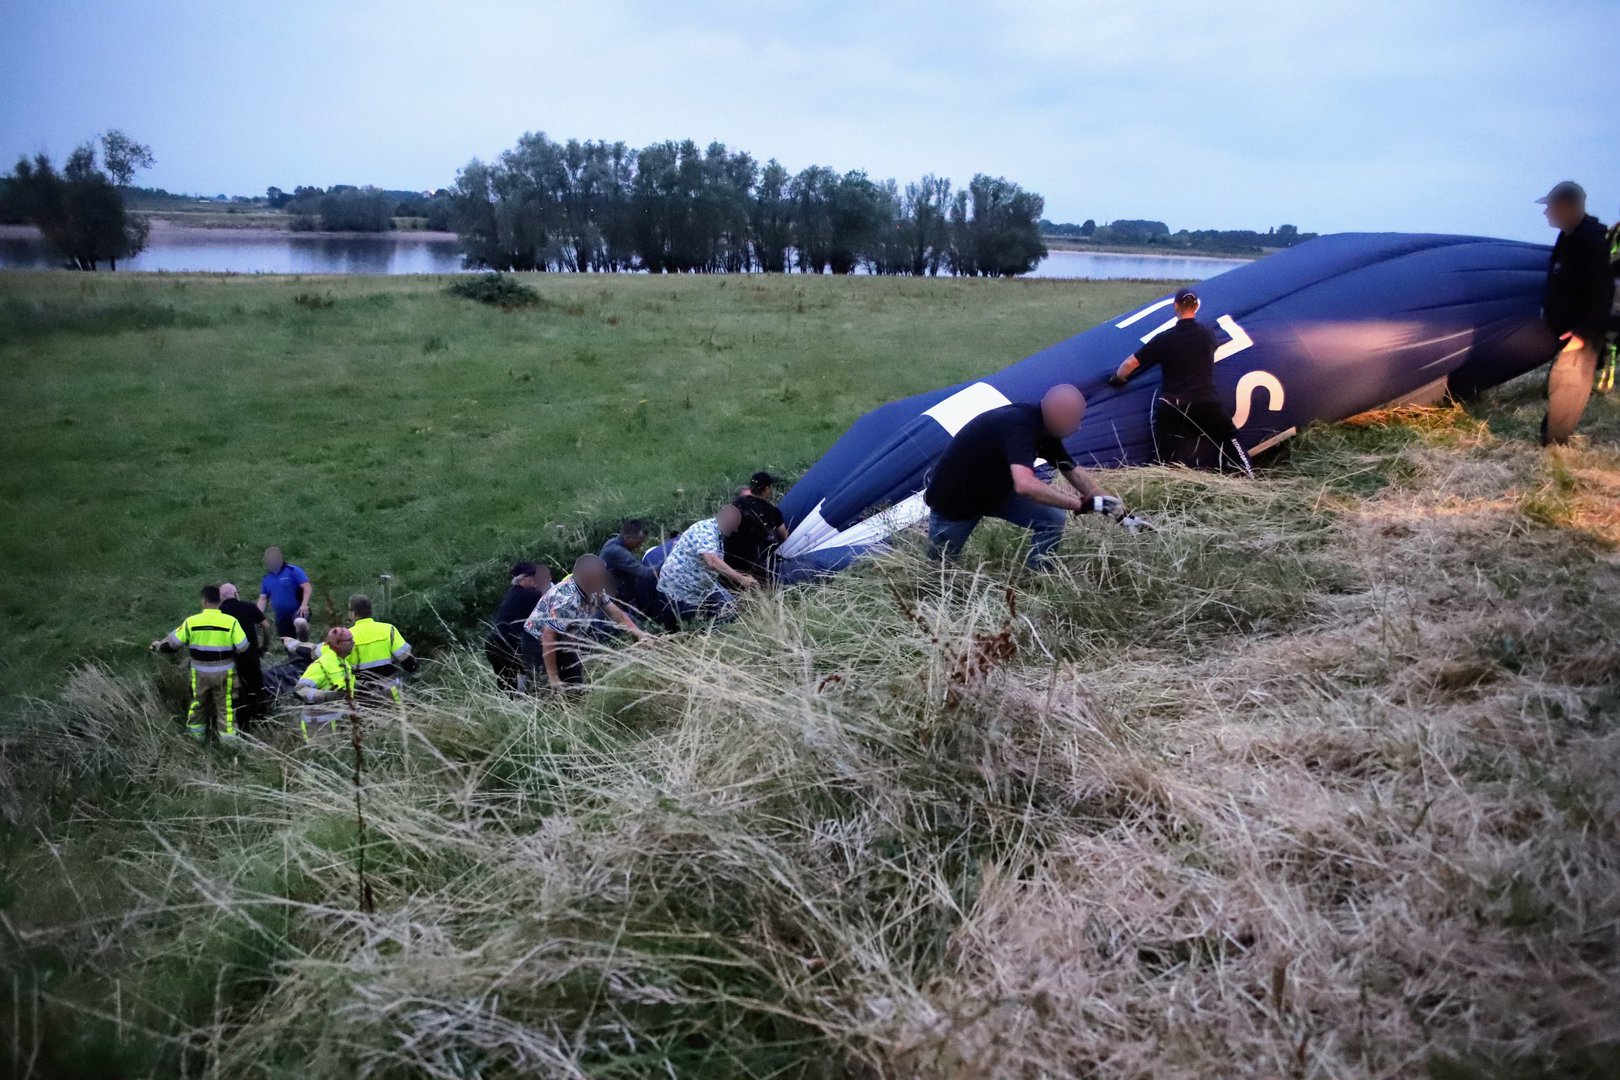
[1108,288,1254,476]
[923,384,1123,570]
[257,546,314,641]
[151,584,249,744]
[1536,181,1613,442]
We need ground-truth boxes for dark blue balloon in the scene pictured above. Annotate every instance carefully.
[780,233,1556,570]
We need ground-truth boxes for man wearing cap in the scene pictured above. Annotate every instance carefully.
[1536,181,1614,444]
[485,561,551,694]
[1108,288,1254,476]
[725,471,789,583]
[924,384,1124,570]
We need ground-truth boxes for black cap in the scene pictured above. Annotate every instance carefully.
[749,470,776,490]
[1174,288,1199,306]
[510,561,539,577]
[1536,181,1585,206]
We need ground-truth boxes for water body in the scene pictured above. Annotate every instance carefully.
[0,226,1248,281]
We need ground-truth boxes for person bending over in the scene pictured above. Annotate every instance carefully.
[1109,288,1253,476]
[656,504,758,625]
[924,384,1122,570]
[725,470,789,583]
[485,561,550,694]
[524,554,648,691]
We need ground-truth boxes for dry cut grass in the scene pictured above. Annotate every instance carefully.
[2,382,1618,1079]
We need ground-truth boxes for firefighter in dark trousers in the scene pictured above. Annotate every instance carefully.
[1536,181,1614,443]
[152,584,249,744]
[1109,288,1254,476]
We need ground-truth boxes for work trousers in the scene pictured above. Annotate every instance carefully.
[1542,340,1598,445]
[927,493,1068,570]
[186,667,237,744]
[1153,398,1254,476]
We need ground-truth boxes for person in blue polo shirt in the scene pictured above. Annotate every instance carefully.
[256,546,314,640]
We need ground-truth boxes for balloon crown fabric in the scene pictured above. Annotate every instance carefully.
[779,232,1556,571]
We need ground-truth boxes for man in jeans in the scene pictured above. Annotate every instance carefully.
[924,384,1123,570]
[1537,181,1614,444]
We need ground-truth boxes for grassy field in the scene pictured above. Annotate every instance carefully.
[1,270,1618,1078]
[0,270,1161,708]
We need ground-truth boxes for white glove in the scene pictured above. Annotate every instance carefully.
[1082,495,1126,520]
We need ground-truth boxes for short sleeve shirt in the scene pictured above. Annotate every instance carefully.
[260,562,310,615]
[524,578,613,640]
[924,403,1075,521]
[656,518,724,605]
[725,494,784,571]
[1134,319,1218,404]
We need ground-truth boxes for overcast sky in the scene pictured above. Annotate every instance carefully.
[3,0,1615,241]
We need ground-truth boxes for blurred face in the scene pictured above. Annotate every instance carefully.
[1041,388,1087,439]
[264,547,284,573]
[576,560,608,595]
[1544,200,1582,231]
[717,505,742,535]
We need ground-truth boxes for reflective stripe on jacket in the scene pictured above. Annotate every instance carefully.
[165,609,247,674]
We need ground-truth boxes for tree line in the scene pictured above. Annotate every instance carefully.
[451,132,1048,276]
[266,185,453,232]
[1041,217,1317,255]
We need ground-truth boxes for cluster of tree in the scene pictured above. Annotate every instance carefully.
[266,185,454,231]
[0,130,154,269]
[451,132,1047,276]
[266,185,396,232]
[1040,217,1317,254]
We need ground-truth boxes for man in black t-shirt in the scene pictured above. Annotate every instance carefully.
[725,470,788,581]
[219,582,269,729]
[923,384,1122,569]
[1110,288,1253,476]
[485,562,551,694]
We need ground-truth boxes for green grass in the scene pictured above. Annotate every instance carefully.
[0,270,1163,708]
[2,271,1618,1078]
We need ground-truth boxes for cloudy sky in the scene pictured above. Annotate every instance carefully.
[3,0,1615,241]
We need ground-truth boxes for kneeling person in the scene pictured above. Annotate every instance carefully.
[924,384,1122,569]
[656,504,758,625]
[295,627,357,740]
[348,594,417,704]
[525,555,650,691]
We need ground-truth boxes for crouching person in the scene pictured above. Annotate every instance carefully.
[525,554,649,693]
[348,594,417,705]
[295,627,357,741]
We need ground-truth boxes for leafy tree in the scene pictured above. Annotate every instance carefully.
[99,130,155,188]
[751,159,793,273]
[266,186,291,209]
[3,133,153,270]
[951,175,1046,277]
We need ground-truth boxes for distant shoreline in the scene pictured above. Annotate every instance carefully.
[1043,236,1261,261]
[0,219,460,243]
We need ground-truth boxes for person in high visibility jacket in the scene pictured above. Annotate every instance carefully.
[295,627,357,740]
[151,584,249,744]
[348,594,416,703]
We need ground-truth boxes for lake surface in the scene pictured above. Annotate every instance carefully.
[0,227,1248,281]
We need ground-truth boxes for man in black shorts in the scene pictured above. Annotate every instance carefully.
[924,384,1123,570]
[1109,288,1253,476]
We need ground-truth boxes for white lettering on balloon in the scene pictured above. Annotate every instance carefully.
[1232,370,1285,428]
